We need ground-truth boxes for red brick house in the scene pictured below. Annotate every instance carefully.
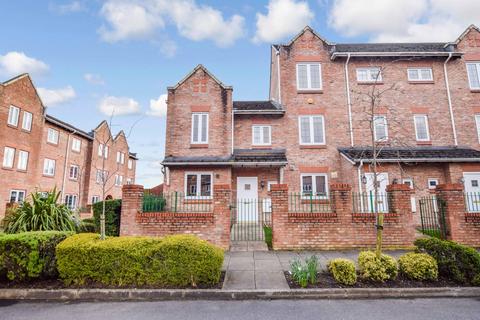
[162,25,480,223]
[0,74,137,218]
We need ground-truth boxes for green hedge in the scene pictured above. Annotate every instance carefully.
[56,233,224,287]
[358,251,398,282]
[92,200,121,236]
[398,252,438,281]
[0,231,72,281]
[415,238,480,285]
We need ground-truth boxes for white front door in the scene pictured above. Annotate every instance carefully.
[364,172,389,213]
[237,177,258,222]
[463,173,480,212]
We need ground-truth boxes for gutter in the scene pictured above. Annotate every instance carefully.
[444,53,458,146]
[233,110,285,115]
[347,158,480,163]
[162,161,289,166]
[331,51,462,60]
[344,53,354,146]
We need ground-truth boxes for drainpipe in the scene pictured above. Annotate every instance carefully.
[276,48,282,104]
[231,94,234,155]
[345,53,354,146]
[444,53,458,146]
[357,160,364,194]
[61,130,76,198]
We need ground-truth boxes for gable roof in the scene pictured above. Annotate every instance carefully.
[45,114,94,140]
[167,64,232,90]
[451,24,480,45]
[1,73,46,112]
[278,26,332,47]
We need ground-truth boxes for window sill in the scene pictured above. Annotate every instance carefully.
[297,90,323,94]
[17,169,27,173]
[2,166,14,171]
[69,178,78,181]
[470,89,480,93]
[357,82,384,85]
[190,144,208,149]
[416,141,432,145]
[300,145,327,149]
[21,129,32,133]
[6,124,19,129]
[71,150,81,154]
[42,174,55,178]
[183,199,213,204]
[252,145,272,148]
[46,141,59,146]
[408,81,434,84]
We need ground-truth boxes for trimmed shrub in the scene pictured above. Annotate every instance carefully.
[77,219,96,233]
[328,258,357,285]
[0,231,72,281]
[398,252,438,281]
[56,233,224,287]
[358,251,398,282]
[415,238,480,284]
[92,200,121,236]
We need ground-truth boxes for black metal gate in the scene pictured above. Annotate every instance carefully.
[230,198,272,241]
[419,195,448,239]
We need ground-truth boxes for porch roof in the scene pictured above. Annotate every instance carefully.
[233,148,287,163]
[339,146,480,164]
[233,100,285,115]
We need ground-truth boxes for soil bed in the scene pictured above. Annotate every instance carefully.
[284,271,466,289]
[0,271,225,290]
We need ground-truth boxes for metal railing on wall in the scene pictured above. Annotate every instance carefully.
[143,192,212,213]
[288,192,332,213]
[352,192,390,214]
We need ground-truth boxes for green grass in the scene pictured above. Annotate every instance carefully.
[264,226,272,250]
[421,228,443,239]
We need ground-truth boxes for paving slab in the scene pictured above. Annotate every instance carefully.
[255,271,289,290]
[228,257,254,271]
[253,251,277,260]
[223,270,255,290]
[255,259,283,272]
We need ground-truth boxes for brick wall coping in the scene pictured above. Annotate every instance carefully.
[386,184,411,192]
[330,183,352,191]
[436,183,463,192]
[122,184,144,191]
[270,184,288,191]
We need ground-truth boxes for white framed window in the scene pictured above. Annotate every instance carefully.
[116,151,125,164]
[475,115,480,143]
[43,158,56,176]
[91,196,100,204]
[3,147,15,168]
[22,111,32,131]
[126,178,133,185]
[466,62,480,89]
[64,194,77,210]
[128,159,133,169]
[296,63,322,90]
[47,128,59,144]
[98,144,108,158]
[373,115,388,142]
[301,173,328,198]
[252,125,271,146]
[7,105,20,127]
[17,150,29,171]
[72,138,81,152]
[185,172,213,199]
[114,174,123,186]
[98,144,103,156]
[402,178,414,189]
[356,67,382,82]
[414,115,430,141]
[10,190,26,203]
[191,113,208,144]
[96,169,107,184]
[408,68,433,81]
[69,165,79,180]
[428,178,439,189]
[298,115,325,145]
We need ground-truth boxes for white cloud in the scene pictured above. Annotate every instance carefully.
[0,51,49,78]
[147,94,167,117]
[50,1,86,14]
[99,96,141,116]
[84,73,105,85]
[329,0,480,42]
[159,40,177,58]
[253,0,314,43]
[37,86,76,106]
[98,0,245,47]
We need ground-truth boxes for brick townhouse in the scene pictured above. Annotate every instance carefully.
[161,24,480,224]
[0,73,137,218]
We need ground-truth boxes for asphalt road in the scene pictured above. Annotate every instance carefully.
[1,298,480,320]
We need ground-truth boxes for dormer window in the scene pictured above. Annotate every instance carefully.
[296,63,322,91]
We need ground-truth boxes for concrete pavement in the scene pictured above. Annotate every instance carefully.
[2,298,480,320]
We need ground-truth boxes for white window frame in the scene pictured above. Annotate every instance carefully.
[10,189,26,203]
[96,169,107,184]
[428,178,439,190]
[298,115,326,145]
[296,63,322,91]
[407,68,433,82]
[17,150,29,171]
[64,194,78,210]
[22,111,32,131]
[402,178,414,189]
[476,115,480,143]
[191,113,209,144]
[356,67,382,82]
[466,62,480,90]
[3,146,15,168]
[413,115,430,142]
[47,128,59,144]
[126,178,133,185]
[300,173,329,199]
[252,125,271,146]
[7,105,20,127]
[128,159,133,169]
[114,174,123,186]
[91,196,100,204]
[116,152,125,164]
[43,158,56,176]
[69,165,79,180]
[71,138,81,152]
[373,115,388,142]
[184,172,213,199]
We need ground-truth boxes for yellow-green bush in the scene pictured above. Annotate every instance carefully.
[358,251,398,282]
[0,231,72,281]
[328,258,357,285]
[56,233,224,287]
[398,252,438,281]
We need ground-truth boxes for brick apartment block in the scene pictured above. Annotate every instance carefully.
[0,74,137,218]
[162,24,480,224]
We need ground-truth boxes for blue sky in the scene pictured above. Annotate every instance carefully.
[1,0,478,187]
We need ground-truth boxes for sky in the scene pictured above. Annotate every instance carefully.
[1,0,479,187]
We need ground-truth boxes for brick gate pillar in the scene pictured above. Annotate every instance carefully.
[330,183,352,223]
[435,183,465,242]
[213,184,231,250]
[270,184,288,250]
[120,184,144,236]
[386,183,416,244]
